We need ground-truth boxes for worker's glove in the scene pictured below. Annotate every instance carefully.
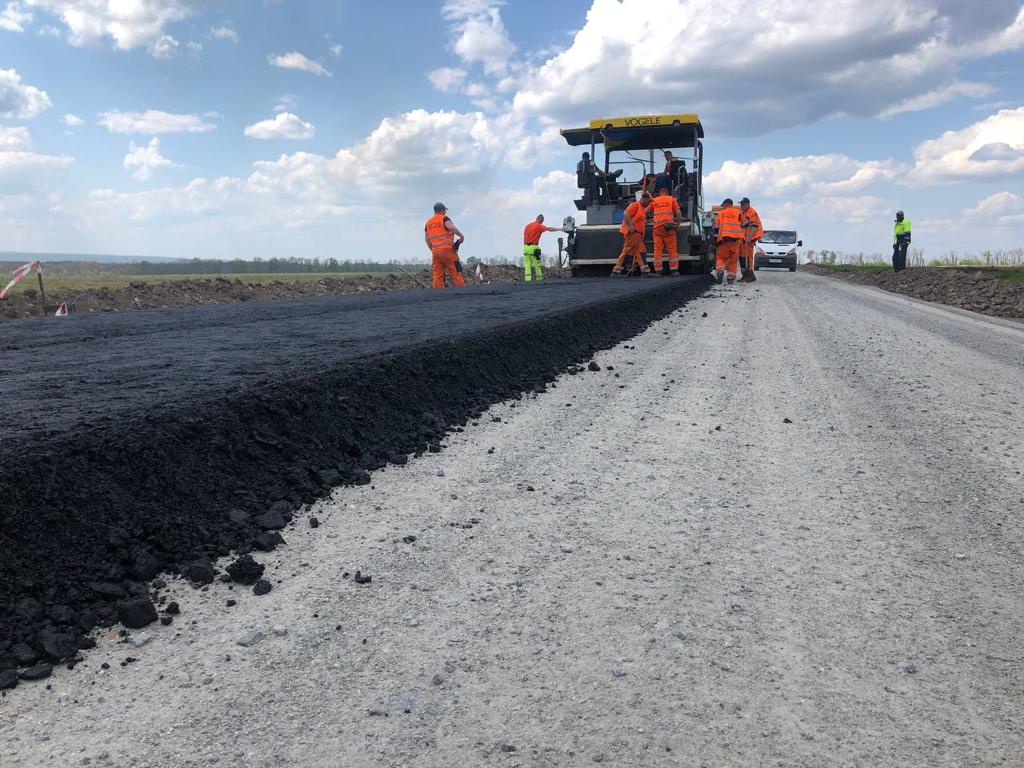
[453,239,463,252]
[454,260,464,273]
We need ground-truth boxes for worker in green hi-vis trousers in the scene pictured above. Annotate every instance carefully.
[522,214,562,282]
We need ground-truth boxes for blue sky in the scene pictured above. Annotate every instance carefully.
[1,0,1023,262]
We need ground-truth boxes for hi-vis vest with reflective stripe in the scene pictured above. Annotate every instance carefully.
[651,195,679,225]
[893,218,911,243]
[716,206,743,241]
[425,213,455,250]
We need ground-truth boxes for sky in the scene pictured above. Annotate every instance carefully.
[1,0,1023,263]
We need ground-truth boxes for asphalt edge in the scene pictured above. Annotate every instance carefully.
[0,277,709,687]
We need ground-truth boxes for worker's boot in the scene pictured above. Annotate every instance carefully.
[714,269,725,284]
[670,269,680,276]
[611,267,623,276]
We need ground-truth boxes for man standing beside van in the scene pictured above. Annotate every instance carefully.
[738,197,762,283]
[714,198,744,284]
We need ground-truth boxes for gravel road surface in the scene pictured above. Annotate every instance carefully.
[3,273,1022,767]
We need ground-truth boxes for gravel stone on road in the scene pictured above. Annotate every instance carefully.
[1,273,1021,767]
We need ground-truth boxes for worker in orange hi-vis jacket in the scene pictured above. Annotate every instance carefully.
[714,198,744,285]
[424,201,466,288]
[738,197,763,283]
[649,187,683,275]
[612,191,652,275]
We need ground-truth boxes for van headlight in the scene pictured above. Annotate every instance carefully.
[755,247,765,256]
[786,248,797,257]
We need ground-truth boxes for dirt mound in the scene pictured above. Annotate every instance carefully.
[0,278,706,687]
[804,264,1024,320]
[0,265,568,321]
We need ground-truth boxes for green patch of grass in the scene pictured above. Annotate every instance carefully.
[979,268,1024,284]
[2,271,375,296]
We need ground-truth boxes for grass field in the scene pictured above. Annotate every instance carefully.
[0,271,379,296]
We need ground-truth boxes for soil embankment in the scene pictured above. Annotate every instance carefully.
[0,278,705,688]
[803,263,1024,320]
[0,265,566,321]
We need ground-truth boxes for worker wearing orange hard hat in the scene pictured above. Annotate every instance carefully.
[649,187,683,275]
[522,214,563,282]
[714,198,743,284]
[424,202,466,288]
[612,191,652,275]
[738,197,763,283]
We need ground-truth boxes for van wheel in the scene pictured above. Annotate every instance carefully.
[788,264,797,272]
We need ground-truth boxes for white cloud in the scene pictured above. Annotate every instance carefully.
[123,137,177,181]
[244,112,315,141]
[0,149,73,193]
[210,24,236,42]
[442,0,515,76]
[268,51,332,77]
[273,94,298,114]
[62,113,85,127]
[98,109,216,134]
[511,0,1024,136]
[0,68,53,119]
[0,1,32,31]
[148,33,178,59]
[0,125,31,149]
[909,106,1024,183]
[69,108,523,233]
[705,155,905,199]
[428,67,468,93]
[465,169,577,221]
[963,191,1024,226]
[879,81,995,118]
[24,0,199,54]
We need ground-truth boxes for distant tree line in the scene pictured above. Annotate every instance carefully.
[127,257,406,275]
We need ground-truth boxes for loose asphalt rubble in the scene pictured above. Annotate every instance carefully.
[0,278,705,681]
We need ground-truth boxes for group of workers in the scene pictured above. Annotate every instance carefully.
[424,202,561,286]
[613,192,763,284]
[424,194,766,288]
[427,207,914,287]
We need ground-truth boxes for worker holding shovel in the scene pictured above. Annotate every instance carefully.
[738,197,762,283]
[612,192,652,275]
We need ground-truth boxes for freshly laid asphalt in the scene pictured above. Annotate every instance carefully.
[0,279,698,438]
[0,277,706,679]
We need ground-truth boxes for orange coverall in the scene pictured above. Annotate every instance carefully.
[715,206,744,278]
[650,192,682,271]
[425,213,465,288]
[739,205,763,271]
[614,200,650,273]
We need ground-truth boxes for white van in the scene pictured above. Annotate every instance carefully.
[754,230,802,272]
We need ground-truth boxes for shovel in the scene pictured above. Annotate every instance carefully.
[740,226,757,283]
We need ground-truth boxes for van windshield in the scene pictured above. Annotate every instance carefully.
[761,230,797,244]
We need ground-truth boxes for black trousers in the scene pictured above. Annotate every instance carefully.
[892,240,909,271]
